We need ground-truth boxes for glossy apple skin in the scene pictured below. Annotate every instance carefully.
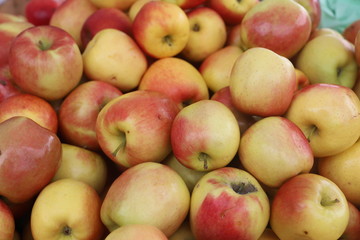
[0,199,15,240]
[162,0,206,9]
[0,66,22,103]
[8,25,83,101]
[190,167,270,240]
[0,93,58,133]
[240,0,312,58]
[25,0,66,26]
[105,224,168,240]
[294,0,321,32]
[344,19,360,44]
[80,7,133,48]
[0,116,62,203]
[59,81,123,151]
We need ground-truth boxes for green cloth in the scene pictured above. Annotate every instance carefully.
[319,0,360,33]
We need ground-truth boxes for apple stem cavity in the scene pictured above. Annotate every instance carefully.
[62,225,72,236]
[162,35,173,47]
[198,152,210,170]
[37,39,52,51]
[306,125,318,142]
[320,196,340,207]
[192,23,200,32]
[112,131,126,157]
[231,182,258,195]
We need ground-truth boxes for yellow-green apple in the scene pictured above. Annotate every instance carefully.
[31,178,104,240]
[355,31,360,66]
[0,93,58,133]
[240,0,312,59]
[51,143,108,195]
[58,80,122,151]
[208,0,259,25]
[293,0,321,32]
[105,224,168,240]
[229,47,297,117]
[180,7,227,63]
[258,228,280,240]
[96,90,180,168]
[100,162,190,237]
[309,27,344,40]
[211,86,256,133]
[49,0,97,50]
[0,13,27,24]
[169,220,195,240]
[341,201,360,240]
[161,0,206,9]
[8,25,83,101]
[89,0,137,10]
[0,199,15,240]
[343,19,360,44]
[82,28,148,92]
[171,100,240,171]
[270,173,349,239]
[25,0,66,26]
[295,35,358,88]
[199,45,243,93]
[132,1,190,59]
[0,21,33,68]
[80,7,133,49]
[190,167,270,240]
[138,57,209,108]
[318,139,360,206]
[295,68,310,90]
[285,83,360,158]
[0,116,61,203]
[128,0,159,21]
[0,66,22,103]
[239,116,314,188]
[162,153,207,192]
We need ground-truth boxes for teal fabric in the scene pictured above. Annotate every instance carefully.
[319,0,360,33]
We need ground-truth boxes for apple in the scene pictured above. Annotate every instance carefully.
[355,31,360,66]
[190,167,270,240]
[293,0,321,32]
[138,57,209,108]
[309,27,344,40]
[49,0,97,49]
[0,199,15,240]
[295,68,310,90]
[343,19,360,44]
[128,0,159,21]
[0,12,27,24]
[226,23,244,48]
[0,116,61,203]
[25,0,66,26]
[258,228,280,240]
[211,86,256,133]
[285,83,360,158]
[199,45,243,93]
[0,66,22,103]
[52,143,108,195]
[208,0,259,25]
[132,1,190,59]
[229,47,297,117]
[89,0,137,10]
[295,35,358,88]
[0,93,58,133]
[96,90,180,168]
[8,25,83,101]
[100,162,190,237]
[82,28,148,92]
[270,173,349,239]
[240,0,312,59]
[58,80,123,151]
[169,220,195,240]
[341,201,360,240]
[80,7,133,49]
[317,139,360,206]
[105,224,168,240]
[180,7,227,63]
[171,99,240,171]
[31,178,104,240]
[161,0,206,10]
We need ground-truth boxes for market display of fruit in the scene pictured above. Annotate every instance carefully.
[1,0,360,239]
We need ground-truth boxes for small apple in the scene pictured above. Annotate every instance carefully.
[341,201,360,240]
[190,167,270,240]
[0,66,22,103]
[0,199,15,240]
[132,1,190,58]
[8,25,83,101]
[100,162,190,237]
[226,23,245,48]
[105,224,167,240]
[270,173,349,239]
[25,0,66,26]
[31,178,104,240]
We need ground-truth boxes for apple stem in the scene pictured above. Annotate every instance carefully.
[198,152,209,170]
[321,197,340,207]
[112,140,125,157]
[306,125,318,142]
[62,225,72,235]
[37,40,51,51]
[162,35,173,47]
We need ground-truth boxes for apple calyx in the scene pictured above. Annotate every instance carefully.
[192,23,200,32]
[231,182,258,195]
[62,225,72,236]
[162,35,173,47]
[37,39,52,51]
[112,131,126,157]
[198,152,210,170]
[306,125,318,142]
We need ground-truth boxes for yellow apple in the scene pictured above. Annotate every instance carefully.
[89,0,137,10]
[105,224,167,240]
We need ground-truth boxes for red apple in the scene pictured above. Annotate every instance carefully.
[341,201,360,240]
[343,19,360,44]
[293,0,321,32]
[0,66,22,103]
[0,116,62,203]
[162,0,207,9]
[0,199,15,240]
[25,0,66,26]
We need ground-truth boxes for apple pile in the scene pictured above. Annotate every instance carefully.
[2,0,360,239]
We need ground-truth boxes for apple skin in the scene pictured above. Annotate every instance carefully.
[190,167,270,240]
[31,178,105,240]
[8,25,83,101]
[138,57,209,108]
[270,173,349,240]
[128,0,160,21]
[25,0,66,26]
[295,35,358,88]
[309,27,344,41]
[229,47,297,117]
[0,116,62,203]
[0,199,15,240]
[89,0,137,10]
[58,80,123,151]
[341,201,360,240]
[0,93,58,133]
[82,28,148,92]
[80,7,133,49]
[293,0,321,32]
[0,13,27,24]
[294,68,310,90]
[105,224,168,240]
[240,0,312,59]
[96,90,180,168]
[343,19,360,44]
[132,1,190,59]
[355,31,360,66]
[0,66,22,103]
[239,116,314,188]
[100,162,190,237]
[162,0,207,9]
[285,83,360,158]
